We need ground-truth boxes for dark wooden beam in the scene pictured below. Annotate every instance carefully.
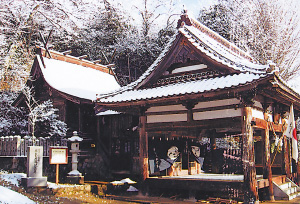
[241,105,259,203]
[283,136,291,178]
[210,129,217,173]
[62,50,72,55]
[78,55,88,60]
[146,117,241,132]
[139,107,149,182]
[262,106,274,201]
[251,117,283,132]
[78,105,82,133]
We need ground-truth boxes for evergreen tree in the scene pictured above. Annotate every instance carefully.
[0,92,28,136]
[22,86,67,137]
[34,100,68,137]
[198,4,231,41]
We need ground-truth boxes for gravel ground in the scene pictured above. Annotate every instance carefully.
[0,178,135,204]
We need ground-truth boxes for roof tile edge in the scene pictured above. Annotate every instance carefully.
[39,47,113,75]
[177,11,253,62]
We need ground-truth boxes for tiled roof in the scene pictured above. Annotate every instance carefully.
[97,14,270,103]
[100,72,268,103]
[37,55,120,101]
[180,25,268,74]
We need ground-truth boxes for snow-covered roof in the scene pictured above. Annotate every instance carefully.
[179,25,268,74]
[37,54,120,101]
[96,110,120,116]
[96,13,269,102]
[100,72,269,103]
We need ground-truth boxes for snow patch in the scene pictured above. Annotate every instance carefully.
[0,173,27,187]
[68,136,83,142]
[67,170,82,176]
[47,182,79,189]
[0,186,35,204]
[127,185,138,192]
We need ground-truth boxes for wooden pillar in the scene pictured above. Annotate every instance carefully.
[241,100,259,203]
[297,149,300,185]
[139,107,149,182]
[183,100,197,123]
[262,103,274,201]
[78,105,82,133]
[283,136,291,178]
[184,100,197,175]
[210,129,217,173]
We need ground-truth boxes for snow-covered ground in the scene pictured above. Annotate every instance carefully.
[0,171,35,204]
[0,185,35,204]
[0,170,79,204]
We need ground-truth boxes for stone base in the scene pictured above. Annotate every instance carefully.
[21,177,47,187]
[66,176,84,184]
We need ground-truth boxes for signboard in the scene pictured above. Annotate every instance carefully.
[49,146,68,164]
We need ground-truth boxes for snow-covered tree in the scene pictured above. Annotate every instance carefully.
[0,0,178,87]
[33,100,68,137]
[0,0,100,91]
[198,0,300,80]
[0,92,28,136]
[22,86,67,137]
[198,4,231,42]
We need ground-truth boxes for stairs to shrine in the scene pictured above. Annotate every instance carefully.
[273,176,300,200]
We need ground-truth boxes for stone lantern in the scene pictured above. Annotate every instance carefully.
[67,131,84,184]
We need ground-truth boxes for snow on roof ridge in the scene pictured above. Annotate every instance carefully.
[39,47,113,75]
[179,25,268,74]
[99,72,269,103]
[187,15,253,62]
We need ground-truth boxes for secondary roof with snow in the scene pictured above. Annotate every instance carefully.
[35,48,120,101]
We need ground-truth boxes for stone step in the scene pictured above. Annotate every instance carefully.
[279,182,292,190]
[287,191,300,200]
[273,178,300,201]
[283,186,297,195]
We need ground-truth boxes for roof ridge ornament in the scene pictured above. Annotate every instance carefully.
[39,30,53,58]
[177,9,192,28]
[267,60,279,74]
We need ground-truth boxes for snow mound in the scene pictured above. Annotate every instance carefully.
[68,136,83,142]
[47,182,79,189]
[0,173,27,187]
[127,185,138,192]
[0,186,35,204]
[67,170,82,176]
[120,178,136,184]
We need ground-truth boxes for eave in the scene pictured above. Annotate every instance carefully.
[258,74,300,110]
[96,74,274,111]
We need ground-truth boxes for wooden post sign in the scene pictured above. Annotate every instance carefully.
[49,146,68,184]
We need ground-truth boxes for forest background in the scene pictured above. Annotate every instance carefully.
[1,0,300,136]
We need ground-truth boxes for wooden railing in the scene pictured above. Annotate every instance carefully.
[0,136,68,157]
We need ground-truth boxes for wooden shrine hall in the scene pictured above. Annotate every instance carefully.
[96,11,300,203]
[13,47,121,156]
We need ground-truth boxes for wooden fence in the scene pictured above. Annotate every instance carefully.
[0,136,68,157]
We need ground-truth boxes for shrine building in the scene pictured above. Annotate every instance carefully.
[96,11,300,202]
